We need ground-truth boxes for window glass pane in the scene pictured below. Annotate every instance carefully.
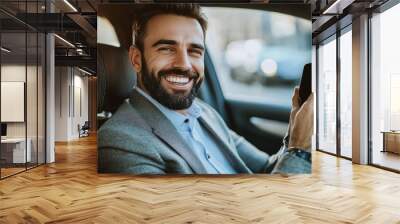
[27,31,38,169]
[203,7,311,106]
[340,29,352,158]
[25,0,40,168]
[1,30,28,177]
[0,1,46,179]
[317,37,337,154]
[371,3,400,171]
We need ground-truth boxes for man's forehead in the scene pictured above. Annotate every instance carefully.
[144,14,204,44]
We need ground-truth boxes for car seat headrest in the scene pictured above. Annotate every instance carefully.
[97,44,136,113]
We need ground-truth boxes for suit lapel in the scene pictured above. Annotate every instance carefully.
[199,114,252,173]
[129,89,207,174]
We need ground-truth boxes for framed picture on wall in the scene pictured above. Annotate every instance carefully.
[1,81,25,122]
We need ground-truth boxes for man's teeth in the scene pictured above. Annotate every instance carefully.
[165,75,190,84]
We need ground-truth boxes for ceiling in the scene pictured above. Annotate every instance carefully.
[1,0,392,74]
[311,0,390,43]
[1,0,316,75]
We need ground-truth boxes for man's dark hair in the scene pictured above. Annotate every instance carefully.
[132,4,208,52]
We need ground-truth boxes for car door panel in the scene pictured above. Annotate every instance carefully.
[225,98,290,155]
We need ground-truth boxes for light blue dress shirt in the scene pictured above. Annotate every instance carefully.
[136,88,236,174]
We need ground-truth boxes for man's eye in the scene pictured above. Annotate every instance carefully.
[189,49,203,56]
[159,47,174,53]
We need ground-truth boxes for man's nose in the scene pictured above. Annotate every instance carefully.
[173,49,192,70]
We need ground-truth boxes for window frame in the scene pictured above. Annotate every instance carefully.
[368,0,400,173]
[315,23,353,161]
[0,1,47,180]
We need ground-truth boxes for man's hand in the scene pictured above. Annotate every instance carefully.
[288,87,314,151]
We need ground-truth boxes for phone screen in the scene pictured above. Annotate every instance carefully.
[299,63,311,105]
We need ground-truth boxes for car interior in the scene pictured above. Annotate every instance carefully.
[97,3,310,155]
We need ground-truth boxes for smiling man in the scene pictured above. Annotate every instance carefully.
[133,11,205,112]
[98,4,314,174]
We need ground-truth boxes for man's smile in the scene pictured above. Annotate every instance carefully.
[162,74,194,91]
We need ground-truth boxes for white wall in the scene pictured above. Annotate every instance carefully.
[55,67,89,141]
[1,65,40,138]
[69,72,89,139]
[55,66,70,141]
[1,63,46,164]
[1,66,26,127]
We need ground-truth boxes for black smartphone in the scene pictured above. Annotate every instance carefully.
[299,63,311,105]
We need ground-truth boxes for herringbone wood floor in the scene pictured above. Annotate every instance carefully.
[1,135,400,224]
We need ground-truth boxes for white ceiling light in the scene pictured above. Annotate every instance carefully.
[323,0,354,15]
[78,67,93,76]
[63,0,78,12]
[54,34,75,48]
[1,47,11,53]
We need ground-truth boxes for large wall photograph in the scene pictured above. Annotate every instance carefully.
[97,3,313,175]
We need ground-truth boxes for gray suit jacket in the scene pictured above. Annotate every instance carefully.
[98,89,311,174]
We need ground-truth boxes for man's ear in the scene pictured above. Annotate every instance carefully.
[129,46,142,73]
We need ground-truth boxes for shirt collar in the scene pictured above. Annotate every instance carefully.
[135,87,202,130]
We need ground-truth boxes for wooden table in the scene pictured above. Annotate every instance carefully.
[382,131,400,154]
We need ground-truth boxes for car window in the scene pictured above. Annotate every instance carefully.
[203,7,311,106]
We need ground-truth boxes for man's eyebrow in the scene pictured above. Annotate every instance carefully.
[190,43,205,51]
[152,39,177,47]
[152,39,205,51]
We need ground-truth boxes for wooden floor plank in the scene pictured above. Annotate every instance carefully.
[0,134,400,223]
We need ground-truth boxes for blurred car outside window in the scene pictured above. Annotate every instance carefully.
[203,7,312,107]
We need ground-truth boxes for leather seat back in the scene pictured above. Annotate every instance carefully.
[97,44,136,114]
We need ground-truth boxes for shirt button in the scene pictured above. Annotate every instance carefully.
[184,119,189,123]
[207,154,211,159]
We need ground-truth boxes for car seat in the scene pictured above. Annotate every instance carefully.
[97,44,136,127]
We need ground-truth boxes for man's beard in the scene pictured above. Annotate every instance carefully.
[140,60,203,110]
